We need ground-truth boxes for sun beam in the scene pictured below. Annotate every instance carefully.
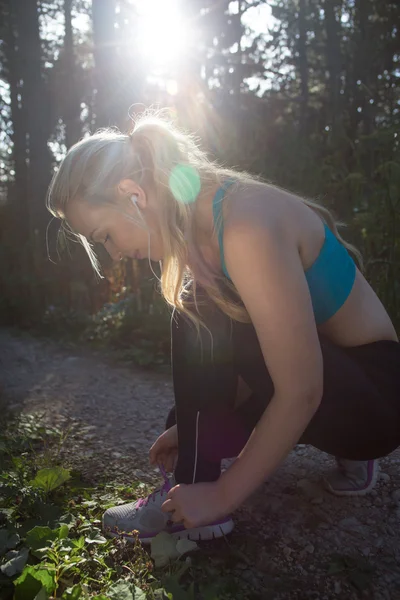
[136,0,190,68]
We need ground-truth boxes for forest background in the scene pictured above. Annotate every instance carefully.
[0,0,399,365]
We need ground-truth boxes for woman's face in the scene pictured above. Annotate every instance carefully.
[64,180,164,262]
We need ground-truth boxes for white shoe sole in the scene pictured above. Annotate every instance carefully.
[107,518,235,545]
[324,460,379,497]
[143,519,235,545]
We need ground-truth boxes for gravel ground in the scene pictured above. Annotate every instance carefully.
[1,328,400,600]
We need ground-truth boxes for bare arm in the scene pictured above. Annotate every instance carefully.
[217,212,323,511]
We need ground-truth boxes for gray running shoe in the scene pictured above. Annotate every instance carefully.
[102,465,234,544]
[324,459,379,496]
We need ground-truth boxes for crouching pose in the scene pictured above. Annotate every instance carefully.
[47,111,400,545]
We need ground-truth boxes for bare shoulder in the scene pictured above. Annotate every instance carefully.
[227,180,315,227]
[224,180,327,270]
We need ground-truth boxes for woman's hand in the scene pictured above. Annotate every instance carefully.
[161,481,228,529]
[149,425,178,473]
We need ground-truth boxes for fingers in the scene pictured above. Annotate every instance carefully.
[149,439,164,464]
[149,447,178,471]
[161,501,183,524]
[161,498,173,513]
[149,445,157,464]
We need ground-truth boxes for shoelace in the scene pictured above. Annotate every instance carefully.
[136,465,171,508]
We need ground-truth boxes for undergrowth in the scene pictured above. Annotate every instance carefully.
[0,413,260,600]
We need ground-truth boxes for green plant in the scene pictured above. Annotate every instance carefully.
[0,413,257,599]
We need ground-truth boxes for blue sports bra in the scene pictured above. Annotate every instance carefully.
[212,180,356,325]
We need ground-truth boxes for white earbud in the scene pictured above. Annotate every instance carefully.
[131,194,138,206]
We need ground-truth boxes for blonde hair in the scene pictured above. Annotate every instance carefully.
[47,108,362,331]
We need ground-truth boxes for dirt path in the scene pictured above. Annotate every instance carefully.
[1,328,399,600]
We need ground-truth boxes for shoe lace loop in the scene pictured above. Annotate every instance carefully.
[136,465,171,508]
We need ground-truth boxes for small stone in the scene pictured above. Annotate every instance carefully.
[311,496,323,505]
[338,517,366,535]
[392,489,400,503]
[242,570,258,586]
[283,546,293,557]
[305,544,314,554]
[133,469,146,478]
[334,581,341,594]
[297,479,322,498]
[380,472,390,483]
[112,452,122,458]
[362,547,371,556]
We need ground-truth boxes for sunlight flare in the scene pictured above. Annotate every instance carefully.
[136,0,190,68]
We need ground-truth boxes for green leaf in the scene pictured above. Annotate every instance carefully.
[84,529,107,544]
[150,532,180,567]
[31,467,71,493]
[34,588,49,600]
[14,565,56,598]
[71,536,85,549]
[57,524,70,539]
[106,581,146,599]
[0,529,20,555]
[176,538,198,557]
[61,584,83,599]
[163,575,193,600]
[26,526,56,551]
[7,532,20,549]
[107,581,133,599]
[14,573,43,600]
[32,502,64,527]
[25,524,68,558]
[0,547,29,577]
[154,591,172,600]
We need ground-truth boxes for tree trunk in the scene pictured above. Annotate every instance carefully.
[323,0,342,138]
[14,0,54,315]
[92,0,129,129]
[63,0,82,148]
[349,0,371,141]
[5,0,29,242]
[298,0,309,136]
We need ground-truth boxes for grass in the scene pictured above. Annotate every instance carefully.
[0,412,376,599]
[0,413,260,600]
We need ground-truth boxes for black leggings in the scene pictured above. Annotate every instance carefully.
[168,288,400,484]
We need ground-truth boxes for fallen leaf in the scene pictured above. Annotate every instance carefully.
[151,532,180,567]
[176,538,198,556]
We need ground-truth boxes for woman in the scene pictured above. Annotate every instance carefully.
[47,111,400,545]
